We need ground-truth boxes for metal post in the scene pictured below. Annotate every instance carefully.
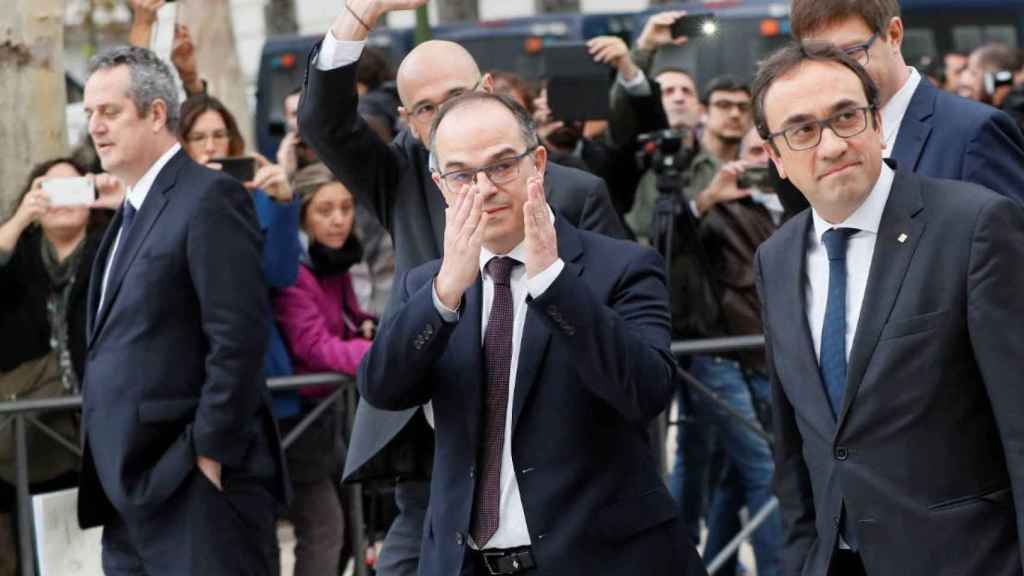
[706,497,780,575]
[14,416,34,576]
[344,384,368,576]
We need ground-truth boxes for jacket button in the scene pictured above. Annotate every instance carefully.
[455,532,464,546]
[834,447,849,461]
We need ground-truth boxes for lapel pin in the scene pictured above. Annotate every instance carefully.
[897,233,908,243]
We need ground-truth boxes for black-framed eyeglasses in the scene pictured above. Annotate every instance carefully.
[410,79,483,121]
[842,32,878,66]
[437,149,534,189]
[768,106,874,152]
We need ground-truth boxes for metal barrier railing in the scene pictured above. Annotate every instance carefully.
[2,335,773,576]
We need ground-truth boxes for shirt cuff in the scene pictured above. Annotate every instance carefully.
[618,68,651,97]
[526,258,565,298]
[432,278,461,323]
[315,29,366,71]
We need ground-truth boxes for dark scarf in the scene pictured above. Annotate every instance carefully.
[40,234,85,393]
[309,235,364,277]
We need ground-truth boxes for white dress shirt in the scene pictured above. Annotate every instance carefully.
[881,67,921,159]
[98,143,181,310]
[431,211,564,549]
[805,162,894,362]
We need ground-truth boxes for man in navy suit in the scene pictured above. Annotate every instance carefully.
[359,91,707,576]
[790,0,1024,203]
[78,47,288,575]
[753,42,1024,576]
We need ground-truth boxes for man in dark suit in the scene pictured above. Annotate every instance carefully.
[78,47,288,575]
[790,0,1024,203]
[752,42,1024,576]
[299,2,625,573]
[360,90,705,576]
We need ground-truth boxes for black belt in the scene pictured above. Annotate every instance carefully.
[473,546,536,575]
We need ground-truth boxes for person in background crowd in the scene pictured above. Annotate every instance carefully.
[273,162,376,576]
[490,70,536,114]
[790,0,1024,203]
[959,43,1020,108]
[0,158,121,576]
[128,0,206,97]
[279,87,320,180]
[690,78,755,202]
[754,40,1024,576]
[298,2,625,574]
[942,51,968,94]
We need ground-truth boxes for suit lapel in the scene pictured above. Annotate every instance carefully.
[511,218,583,434]
[890,81,935,172]
[838,172,925,429]
[454,279,485,453]
[86,210,123,347]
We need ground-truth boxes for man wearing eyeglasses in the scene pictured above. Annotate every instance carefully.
[753,42,1024,576]
[789,0,1024,204]
[298,2,625,575]
[360,90,707,576]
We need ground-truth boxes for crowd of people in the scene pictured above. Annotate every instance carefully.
[2,0,1024,574]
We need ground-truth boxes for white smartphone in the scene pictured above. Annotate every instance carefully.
[151,3,179,64]
[42,177,96,207]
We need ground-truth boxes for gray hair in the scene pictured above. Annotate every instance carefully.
[428,92,539,172]
[88,46,180,131]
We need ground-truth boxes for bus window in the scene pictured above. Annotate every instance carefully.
[902,28,937,66]
[953,25,1018,53]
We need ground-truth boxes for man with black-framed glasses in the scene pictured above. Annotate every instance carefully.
[753,41,1024,576]
[789,0,1024,203]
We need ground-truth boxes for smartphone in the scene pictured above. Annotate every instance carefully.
[541,42,612,121]
[42,177,96,207]
[670,13,719,39]
[737,165,770,189]
[211,157,257,182]
[150,3,179,64]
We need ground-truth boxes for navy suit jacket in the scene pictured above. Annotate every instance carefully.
[360,220,706,576]
[78,150,288,529]
[756,169,1024,576]
[892,78,1024,202]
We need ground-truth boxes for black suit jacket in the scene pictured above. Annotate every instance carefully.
[756,169,1024,576]
[299,50,626,481]
[78,150,288,528]
[360,219,706,576]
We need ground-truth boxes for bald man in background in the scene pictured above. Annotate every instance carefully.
[299,1,624,574]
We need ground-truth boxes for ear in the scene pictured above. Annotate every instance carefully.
[431,171,452,206]
[886,17,904,51]
[480,72,495,94]
[149,99,169,133]
[532,145,548,179]
[764,141,788,180]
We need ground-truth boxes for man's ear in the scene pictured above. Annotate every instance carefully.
[765,141,788,180]
[149,99,169,133]
[532,145,547,180]
[431,171,452,206]
[480,72,495,94]
[886,17,904,51]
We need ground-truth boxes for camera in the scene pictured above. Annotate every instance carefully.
[636,129,697,180]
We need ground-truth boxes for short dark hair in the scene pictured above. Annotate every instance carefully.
[357,47,396,93]
[790,0,900,41]
[88,46,180,131]
[489,70,537,115]
[752,42,880,146]
[972,43,1020,73]
[177,94,246,157]
[428,92,539,171]
[700,76,751,106]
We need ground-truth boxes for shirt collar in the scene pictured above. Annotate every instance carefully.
[126,143,181,210]
[811,161,894,242]
[881,67,921,145]
[479,207,556,273]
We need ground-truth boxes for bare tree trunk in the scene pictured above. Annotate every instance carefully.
[536,0,580,13]
[0,0,68,217]
[264,0,298,37]
[436,0,478,23]
[179,0,254,149]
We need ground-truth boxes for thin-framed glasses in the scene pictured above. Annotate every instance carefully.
[769,106,874,152]
[411,79,483,122]
[842,32,878,66]
[437,149,534,189]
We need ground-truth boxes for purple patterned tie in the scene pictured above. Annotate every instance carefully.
[471,256,518,547]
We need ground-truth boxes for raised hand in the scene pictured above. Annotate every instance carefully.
[523,175,558,279]
[247,153,293,203]
[334,0,429,39]
[171,24,204,96]
[435,184,489,310]
[277,131,300,178]
[587,36,639,81]
[129,0,166,24]
[636,10,689,52]
[90,173,127,211]
[15,178,52,226]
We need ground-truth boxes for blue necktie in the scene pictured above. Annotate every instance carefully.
[820,228,857,418]
[100,201,137,309]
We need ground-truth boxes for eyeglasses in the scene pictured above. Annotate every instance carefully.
[842,32,878,66]
[769,106,874,152]
[710,100,752,114]
[186,130,229,144]
[410,79,482,122]
[437,149,534,189]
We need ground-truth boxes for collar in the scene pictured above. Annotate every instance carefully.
[881,67,921,143]
[126,143,181,210]
[479,207,556,273]
[811,162,894,241]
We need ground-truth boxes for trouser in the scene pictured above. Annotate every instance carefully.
[287,478,344,576]
[375,479,430,576]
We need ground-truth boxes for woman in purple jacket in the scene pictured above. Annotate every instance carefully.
[274,162,376,576]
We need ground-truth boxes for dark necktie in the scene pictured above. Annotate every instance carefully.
[471,256,518,547]
[101,201,137,306]
[819,227,857,418]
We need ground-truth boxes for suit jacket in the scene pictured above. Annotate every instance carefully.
[78,150,288,529]
[892,78,1024,203]
[756,169,1024,576]
[360,219,706,576]
[299,51,627,481]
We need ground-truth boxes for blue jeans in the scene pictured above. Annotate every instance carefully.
[669,355,782,576]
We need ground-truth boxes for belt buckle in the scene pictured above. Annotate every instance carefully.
[481,550,505,575]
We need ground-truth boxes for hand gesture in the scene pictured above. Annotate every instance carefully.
[276,131,300,178]
[341,0,429,35]
[532,90,565,144]
[247,154,293,203]
[636,10,689,52]
[435,185,489,310]
[523,175,558,279]
[129,0,166,24]
[587,36,639,81]
[696,161,753,215]
[172,25,204,95]
[14,178,51,227]
[90,173,127,211]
